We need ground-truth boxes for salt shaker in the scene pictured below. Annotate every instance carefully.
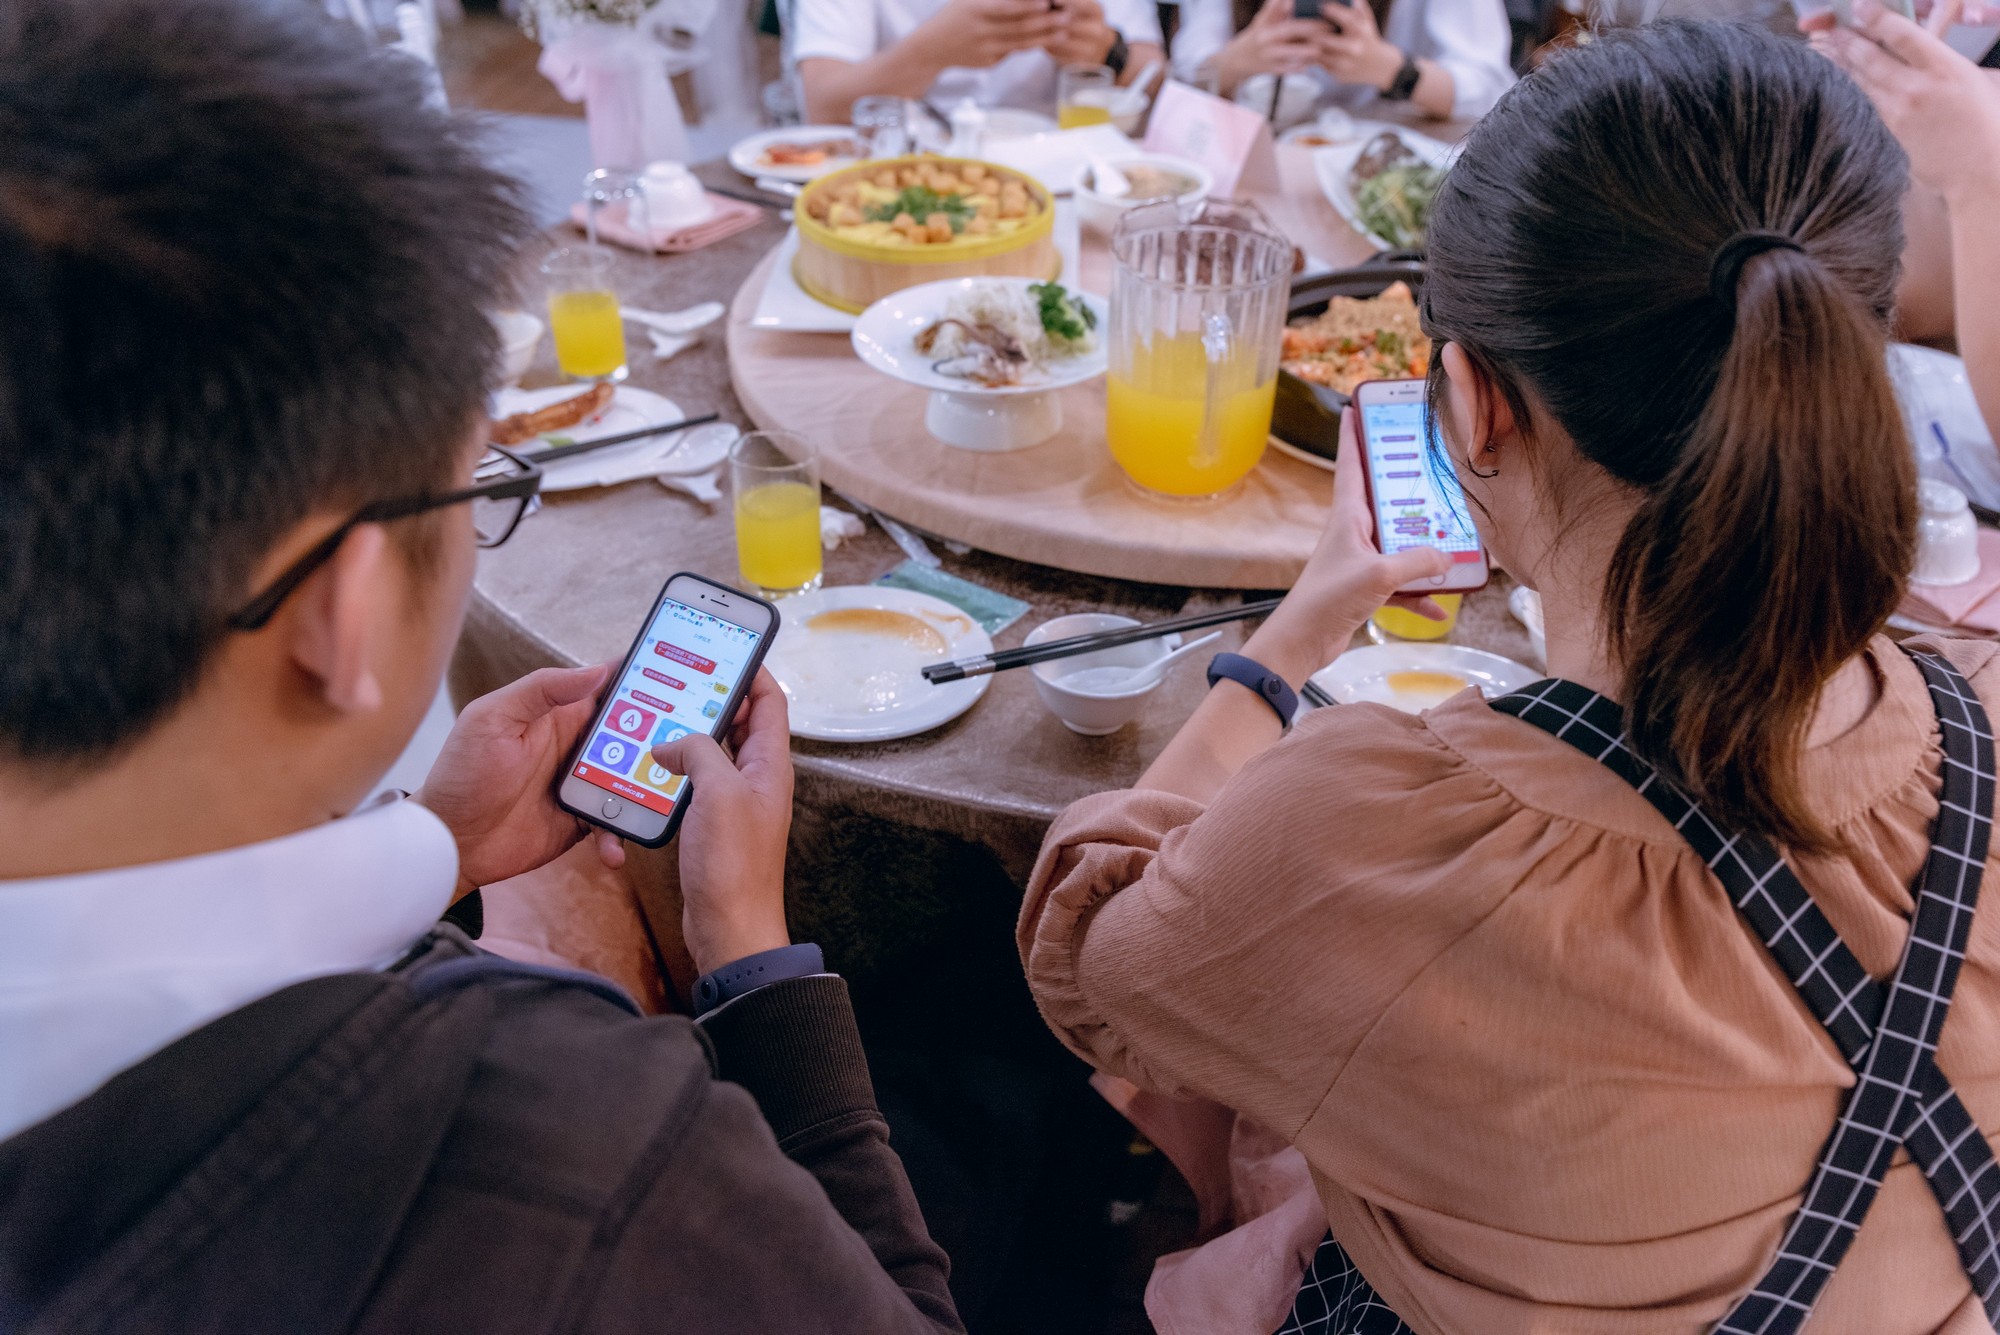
[946,101,986,159]
[1912,477,1982,587]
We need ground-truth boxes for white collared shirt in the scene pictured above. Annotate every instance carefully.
[790,0,1165,113]
[0,799,457,1143]
[1170,0,1517,121]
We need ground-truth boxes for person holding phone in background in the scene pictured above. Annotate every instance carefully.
[793,0,1167,125]
[0,2,963,1330]
[1170,0,1515,123]
[1022,21,2000,1331]
[1808,0,2000,439]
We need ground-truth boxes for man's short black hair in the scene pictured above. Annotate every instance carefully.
[0,0,532,762]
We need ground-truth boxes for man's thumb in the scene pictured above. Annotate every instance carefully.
[653,730,729,783]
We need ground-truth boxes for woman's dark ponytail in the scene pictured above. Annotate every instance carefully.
[1607,244,1913,849]
[1422,20,1913,848]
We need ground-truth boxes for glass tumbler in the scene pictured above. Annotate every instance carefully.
[539,244,627,382]
[853,95,909,159]
[1058,64,1117,129]
[731,431,823,597]
[1370,595,1462,643]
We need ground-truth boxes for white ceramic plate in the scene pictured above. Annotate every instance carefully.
[493,385,693,492]
[1312,642,1539,715]
[727,126,867,183]
[851,278,1108,396]
[1310,123,1460,252]
[765,586,993,741]
[751,201,1087,333]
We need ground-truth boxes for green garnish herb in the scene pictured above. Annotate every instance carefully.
[864,185,976,232]
[1030,281,1095,345]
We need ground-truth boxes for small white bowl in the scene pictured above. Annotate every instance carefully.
[490,309,545,388]
[1072,154,1213,238]
[1027,613,1182,735]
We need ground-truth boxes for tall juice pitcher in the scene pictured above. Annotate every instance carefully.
[1106,200,1292,500]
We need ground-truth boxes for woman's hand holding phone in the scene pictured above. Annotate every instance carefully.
[1240,407,1450,686]
[416,662,627,901]
[650,668,796,976]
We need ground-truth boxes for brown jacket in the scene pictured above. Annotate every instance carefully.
[0,927,963,1334]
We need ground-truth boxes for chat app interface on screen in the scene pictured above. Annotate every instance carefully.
[573,598,763,817]
[1363,400,1480,564]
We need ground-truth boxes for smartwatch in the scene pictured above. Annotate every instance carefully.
[690,943,826,1018]
[1206,652,1298,728]
[1104,31,1130,78]
[1382,50,1422,102]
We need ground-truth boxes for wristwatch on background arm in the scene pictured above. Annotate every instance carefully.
[1381,48,1421,102]
[1104,31,1130,77]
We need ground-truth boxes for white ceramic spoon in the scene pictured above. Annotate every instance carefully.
[1106,631,1222,690]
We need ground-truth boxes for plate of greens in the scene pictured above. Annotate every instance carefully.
[1311,125,1460,254]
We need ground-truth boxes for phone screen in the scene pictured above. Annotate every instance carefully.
[570,595,766,818]
[1360,396,1481,565]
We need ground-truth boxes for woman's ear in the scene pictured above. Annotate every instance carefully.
[1440,342,1518,477]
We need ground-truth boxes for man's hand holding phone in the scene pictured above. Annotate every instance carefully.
[1239,407,1450,686]
[650,668,795,976]
[416,663,627,900]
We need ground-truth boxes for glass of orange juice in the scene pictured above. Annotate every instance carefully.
[1058,64,1117,129]
[731,431,823,598]
[539,244,627,382]
[1371,594,1462,643]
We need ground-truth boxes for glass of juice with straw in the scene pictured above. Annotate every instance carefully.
[1058,64,1118,129]
[731,430,823,597]
[540,244,627,382]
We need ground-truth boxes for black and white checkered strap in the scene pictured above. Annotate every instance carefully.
[1492,652,2000,1333]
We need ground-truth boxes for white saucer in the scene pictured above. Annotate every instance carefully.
[764,585,992,741]
[1312,642,1538,715]
[850,277,1106,451]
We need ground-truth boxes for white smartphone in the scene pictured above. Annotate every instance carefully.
[556,572,778,848]
[1351,377,1491,595]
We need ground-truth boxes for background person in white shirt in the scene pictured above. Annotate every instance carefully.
[1171,0,1515,123]
[793,0,1167,124]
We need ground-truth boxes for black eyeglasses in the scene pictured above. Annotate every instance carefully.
[227,446,543,632]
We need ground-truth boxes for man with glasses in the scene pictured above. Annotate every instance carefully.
[0,1,960,1330]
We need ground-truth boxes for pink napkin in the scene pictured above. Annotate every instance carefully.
[1902,528,2000,632]
[567,194,763,255]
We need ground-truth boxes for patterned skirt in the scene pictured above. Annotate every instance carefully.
[1275,1232,1418,1335]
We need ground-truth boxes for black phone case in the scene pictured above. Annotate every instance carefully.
[553,572,780,849]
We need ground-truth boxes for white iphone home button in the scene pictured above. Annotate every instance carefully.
[1427,574,1449,586]
[601,797,624,819]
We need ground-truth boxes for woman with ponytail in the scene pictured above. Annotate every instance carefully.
[1021,20,2000,1333]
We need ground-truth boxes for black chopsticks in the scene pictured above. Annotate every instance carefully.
[519,412,720,465]
[922,597,1285,684]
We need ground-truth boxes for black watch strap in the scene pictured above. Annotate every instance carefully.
[1206,652,1299,728]
[1105,31,1130,77]
[1382,50,1421,101]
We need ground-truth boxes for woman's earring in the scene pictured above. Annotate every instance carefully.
[1466,448,1498,480]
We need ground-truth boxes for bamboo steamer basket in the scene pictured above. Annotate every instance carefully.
[792,156,1059,315]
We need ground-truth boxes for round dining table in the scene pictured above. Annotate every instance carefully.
[452,139,1536,978]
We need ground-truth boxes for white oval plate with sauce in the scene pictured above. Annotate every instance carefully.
[1312,642,1538,715]
[727,126,867,183]
[765,586,993,741]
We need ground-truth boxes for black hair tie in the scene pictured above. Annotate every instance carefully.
[1709,230,1804,308]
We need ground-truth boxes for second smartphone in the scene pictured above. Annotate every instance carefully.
[556,572,778,848]
[1351,376,1491,594]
